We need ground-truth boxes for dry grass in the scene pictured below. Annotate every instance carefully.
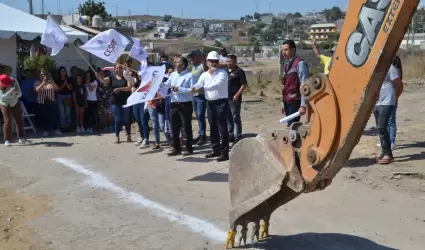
[401,51,425,81]
[245,69,282,99]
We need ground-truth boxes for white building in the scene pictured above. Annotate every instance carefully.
[309,23,337,41]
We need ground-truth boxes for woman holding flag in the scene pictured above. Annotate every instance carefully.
[97,63,133,143]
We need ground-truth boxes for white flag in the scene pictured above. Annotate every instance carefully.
[41,16,68,56]
[129,37,149,63]
[124,65,166,108]
[137,59,148,78]
[79,29,129,63]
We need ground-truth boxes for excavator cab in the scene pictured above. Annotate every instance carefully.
[226,0,419,248]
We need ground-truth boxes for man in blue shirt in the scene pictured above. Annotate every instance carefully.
[163,56,194,156]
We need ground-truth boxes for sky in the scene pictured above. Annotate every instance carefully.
[3,0,425,20]
[2,0,350,19]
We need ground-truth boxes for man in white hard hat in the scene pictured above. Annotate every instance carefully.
[192,51,230,162]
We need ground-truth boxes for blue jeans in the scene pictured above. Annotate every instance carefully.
[147,106,167,144]
[192,95,207,136]
[132,103,149,140]
[388,105,397,144]
[227,98,242,139]
[56,94,71,128]
[112,105,131,137]
[374,105,395,157]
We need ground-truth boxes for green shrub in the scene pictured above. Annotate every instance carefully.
[23,55,56,72]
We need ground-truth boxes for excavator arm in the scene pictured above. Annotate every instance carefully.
[226,0,419,248]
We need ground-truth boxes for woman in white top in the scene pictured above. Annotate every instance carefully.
[84,70,98,133]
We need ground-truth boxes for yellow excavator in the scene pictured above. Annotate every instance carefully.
[226,0,419,248]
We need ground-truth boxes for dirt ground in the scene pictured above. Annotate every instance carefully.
[1,85,425,250]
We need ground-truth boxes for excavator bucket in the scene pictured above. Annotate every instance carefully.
[226,0,420,248]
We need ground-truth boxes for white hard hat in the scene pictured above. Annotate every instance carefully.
[206,51,220,60]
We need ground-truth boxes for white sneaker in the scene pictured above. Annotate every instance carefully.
[140,139,150,149]
[376,143,381,147]
[134,138,144,146]
[4,140,11,147]
[55,129,63,136]
[18,139,31,145]
[76,127,81,133]
[42,131,48,137]
[80,127,85,133]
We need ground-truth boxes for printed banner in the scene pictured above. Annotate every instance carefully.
[124,65,166,108]
[79,29,129,63]
[41,16,68,56]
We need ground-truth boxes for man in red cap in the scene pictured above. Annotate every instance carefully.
[0,74,30,146]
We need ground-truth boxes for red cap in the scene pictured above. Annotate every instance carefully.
[0,74,13,88]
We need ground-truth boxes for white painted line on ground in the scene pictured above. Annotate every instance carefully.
[52,158,227,242]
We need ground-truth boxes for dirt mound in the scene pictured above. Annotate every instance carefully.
[0,189,51,250]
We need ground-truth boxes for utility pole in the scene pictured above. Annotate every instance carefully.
[412,14,416,51]
[28,0,33,15]
[41,0,44,17]
[115,4,118,18]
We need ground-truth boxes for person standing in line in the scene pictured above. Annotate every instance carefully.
[163,56,194,156]
[34,69,62,137]
[226,54,247,145]
[19,69,38,127]
[55,66,73,132]
[0,74,31,146]
[189,50,207,145]
[374,61,402,165]
[72,74,86,133]
[311,38,335,76]
[96,70,113,131]
[280,40,308,126]
[123,66,150,147]
[192,51,230,162]
[98,63,133,144]
[84,70,98,134]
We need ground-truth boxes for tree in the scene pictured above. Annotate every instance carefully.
[24,54,56,72]
[255,22,267,29]
[327,32,340,43]
[240,16,245,22]
[254,12,261,20]
[293,12,303,18]
[214,40,223,48]
[323,6,343,21]
[78,0,111,20]
[164,14,172,22]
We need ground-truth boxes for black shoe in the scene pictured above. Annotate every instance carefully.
[205,152,221,158]
[217,155,229,162]
[182,150,193,156]
[229,136,235,143]
[197,135,207,146]
[167,149,181,156]
[193,136,200,144]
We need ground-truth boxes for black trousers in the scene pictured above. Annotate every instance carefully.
[374,105,394,158]
[283,100,301,127]
[171,101,193,152]
[85,101,97,129]
[207,99,229,156]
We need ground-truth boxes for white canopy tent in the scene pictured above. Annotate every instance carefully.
[0,3,88,42]
[0,3,89,77]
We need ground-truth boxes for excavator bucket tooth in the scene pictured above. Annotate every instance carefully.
[251,221,260,243]
[225,228,237,249]
[228,132,303,231]
[259,219,269,240]
[238,225,248,247]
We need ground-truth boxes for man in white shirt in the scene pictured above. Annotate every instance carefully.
[192,51,230,162]
[163,56,195,156]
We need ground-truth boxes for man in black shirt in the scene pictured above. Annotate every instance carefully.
[226,54,247,145]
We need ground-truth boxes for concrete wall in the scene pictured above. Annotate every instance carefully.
[0,35,17,77]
